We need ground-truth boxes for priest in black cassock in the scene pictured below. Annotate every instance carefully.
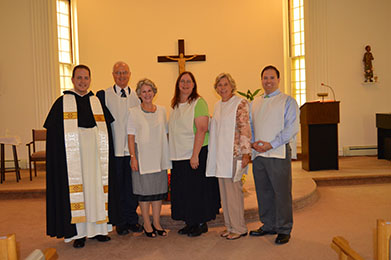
[44,65,116,248]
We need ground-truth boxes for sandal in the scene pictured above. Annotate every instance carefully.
[220,230,230,238]
[226,232,248,240]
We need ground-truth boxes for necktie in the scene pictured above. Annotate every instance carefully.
[120,89,126,98]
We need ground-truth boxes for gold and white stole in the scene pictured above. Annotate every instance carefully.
[63,94,109,224]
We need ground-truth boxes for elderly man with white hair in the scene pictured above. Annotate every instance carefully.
[97,61,142,236]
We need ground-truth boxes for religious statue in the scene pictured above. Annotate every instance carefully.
[165,53,197,74]
[363,45,374,82]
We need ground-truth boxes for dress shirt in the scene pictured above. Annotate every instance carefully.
[250,89,299,149]
[114,85,131,97]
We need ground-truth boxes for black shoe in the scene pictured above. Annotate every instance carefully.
[116,225,130,235]
[249,227,277,237]
[129,223,143,233]
[73,237,86,248]
[188,223,208,237]
[90,235,111,242]
[143,225,157,238]
[152,224,167,236]
[178,224,192,235]
[275,234,290,244]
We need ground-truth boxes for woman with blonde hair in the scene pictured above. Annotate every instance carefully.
[206,73,251,240]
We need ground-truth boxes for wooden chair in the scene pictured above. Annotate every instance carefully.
[25,248,58,260]
[0,233,57,260]
[377,219,391,260]
[0,234,17,260]
[0,137,21,184]
[26,130,46,181]
[331,219,391,260]
[331,236,365,260]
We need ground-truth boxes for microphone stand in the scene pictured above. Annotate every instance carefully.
[321,83,336,101]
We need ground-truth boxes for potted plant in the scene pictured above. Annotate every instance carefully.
[237,88,262,101]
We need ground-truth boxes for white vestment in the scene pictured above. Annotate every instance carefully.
[168,98,199,161]
[65,127,113,242]
[252,93,288,159]
[206,95,242,178]
[62,93,112,242]
[104,86,140,156]
[127,105,172,175]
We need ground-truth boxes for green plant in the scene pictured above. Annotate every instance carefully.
[237,89,262,101]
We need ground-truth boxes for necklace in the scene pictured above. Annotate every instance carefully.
[141,103,156,113]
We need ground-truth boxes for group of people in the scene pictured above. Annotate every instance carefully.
[44,62,299,249]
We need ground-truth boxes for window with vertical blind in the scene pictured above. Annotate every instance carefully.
[56,0,74,93]
[289,0,306,106]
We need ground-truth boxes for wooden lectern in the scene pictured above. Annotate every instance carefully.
[376,113,391,160]
[300,101,340,171]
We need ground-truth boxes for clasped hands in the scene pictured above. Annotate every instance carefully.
[252,140,272,153]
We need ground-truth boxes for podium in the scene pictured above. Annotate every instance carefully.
[376,113,391,160]
[300,101,340,171]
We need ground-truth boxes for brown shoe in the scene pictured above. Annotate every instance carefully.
[220,230,230,238]
[226,232,248,240]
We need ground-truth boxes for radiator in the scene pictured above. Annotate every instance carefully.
[342,145,377,156]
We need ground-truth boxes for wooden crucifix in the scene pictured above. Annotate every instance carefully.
[157,39,206,74]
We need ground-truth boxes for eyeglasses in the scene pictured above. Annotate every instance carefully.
[114,71,129,76]
[180,80,193,84]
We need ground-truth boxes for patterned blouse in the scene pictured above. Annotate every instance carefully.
[233,99,252,157]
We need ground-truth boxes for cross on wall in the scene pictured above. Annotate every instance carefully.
[157,39,206,74]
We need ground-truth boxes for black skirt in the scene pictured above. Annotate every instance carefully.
[170,146,221,225]
[137,192,168,202]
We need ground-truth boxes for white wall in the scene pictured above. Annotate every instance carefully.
[76,0,285,113]
[306,0,391,152]
[0,0,36,164]
[0,0,57,166]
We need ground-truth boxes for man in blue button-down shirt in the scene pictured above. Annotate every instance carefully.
[249,65,299,245]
